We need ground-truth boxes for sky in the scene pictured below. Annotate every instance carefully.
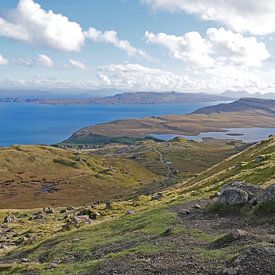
[0,0,275,93]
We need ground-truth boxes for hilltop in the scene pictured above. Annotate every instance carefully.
[63,98,275,145]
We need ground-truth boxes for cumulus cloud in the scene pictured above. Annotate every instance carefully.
[0,0,85,52]
[145,28,270,68]
[0,55,8,65]
[85,27,149,59]
[37,54,55,67]
[68,59,87,70]
[97,63,194,90]
[142,0,275,35]
[145,31,214,68]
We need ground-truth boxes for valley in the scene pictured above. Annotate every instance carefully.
[0,98,274,274]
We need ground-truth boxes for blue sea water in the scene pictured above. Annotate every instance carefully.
[152,127,275,143]
[0,102,223,146]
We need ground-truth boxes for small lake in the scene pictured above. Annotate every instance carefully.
[151,128,275,143]
[0,101,225,147]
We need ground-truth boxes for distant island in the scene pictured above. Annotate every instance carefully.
[0,91,230,105]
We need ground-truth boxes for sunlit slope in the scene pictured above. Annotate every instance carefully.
[181,136,275,193]
[0,145,161,209]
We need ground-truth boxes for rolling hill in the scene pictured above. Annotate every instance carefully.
[0,145,161,209]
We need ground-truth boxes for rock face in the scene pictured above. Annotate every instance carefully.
[217,188,248,205]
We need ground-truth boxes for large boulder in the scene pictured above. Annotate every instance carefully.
[217,188,248,205]
[257,184,275,204]
[222,182,262,200]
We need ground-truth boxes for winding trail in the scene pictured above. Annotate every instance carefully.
[153,148,173,179]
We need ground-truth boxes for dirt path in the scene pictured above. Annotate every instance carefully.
[154,149,173,179]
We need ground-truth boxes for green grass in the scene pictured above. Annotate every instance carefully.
[2,206,179,273]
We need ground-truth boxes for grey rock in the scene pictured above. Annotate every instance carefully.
[217,188,248,205]
[223,267,237,275]
[151,193,164,201]
[3,214,17,224]
[222,181,262,199]
[257,184,275,204]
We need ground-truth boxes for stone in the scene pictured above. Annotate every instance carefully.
[223,268,237,275]
[222,181,262,199]
[77,209,97,220]
[193,204,201,209]
[151,193,164,201]
[217,188,248,205]
[257,184,275,204]
[105,200,112,210]
[3,214,17,224]
[125,210,135,215]
[72,215,93,225]
[21,258,29,263]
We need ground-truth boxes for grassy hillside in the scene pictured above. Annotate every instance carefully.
[0,145,161,209]
[178,135,275,195]
[88,139,245,182]
[0,137,274,274]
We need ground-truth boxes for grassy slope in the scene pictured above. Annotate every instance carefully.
[88,139,244,181]
[0,137,274,273]
[178,136,275,195]
[0,145,161,209]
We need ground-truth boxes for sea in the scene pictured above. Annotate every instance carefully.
[0,101,225,147]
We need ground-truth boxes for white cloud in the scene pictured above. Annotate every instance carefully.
[145,31,214,68]
[1,63,275,92]
[142,0,275,35]
[145,28,270,68]
[37,54,55,67]
[85,27,150,59]
[0,0,85,51]
[68,59,87,70]
[0,55,8,65]
[97,63,193,90]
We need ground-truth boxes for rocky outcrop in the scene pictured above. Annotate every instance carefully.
[217,188,248,205]
[210,182,275,215]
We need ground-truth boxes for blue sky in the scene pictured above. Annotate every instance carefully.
[0,0,275,93]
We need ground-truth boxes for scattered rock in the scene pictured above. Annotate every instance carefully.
[232,246,275,274]
[151,193,164,201]
[21,258,29,263]
[72,215,93,225]
[223,267,237,275]
[77,209,98,220]
[45,207,54,214]
[210,229,249,248]
[105,200,112,210]
[3,214,17,224]
[162,228,173,236]
[125,210,135,215]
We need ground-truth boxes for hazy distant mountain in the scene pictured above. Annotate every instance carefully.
[221,90,275,100]
[2,91,230,105]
